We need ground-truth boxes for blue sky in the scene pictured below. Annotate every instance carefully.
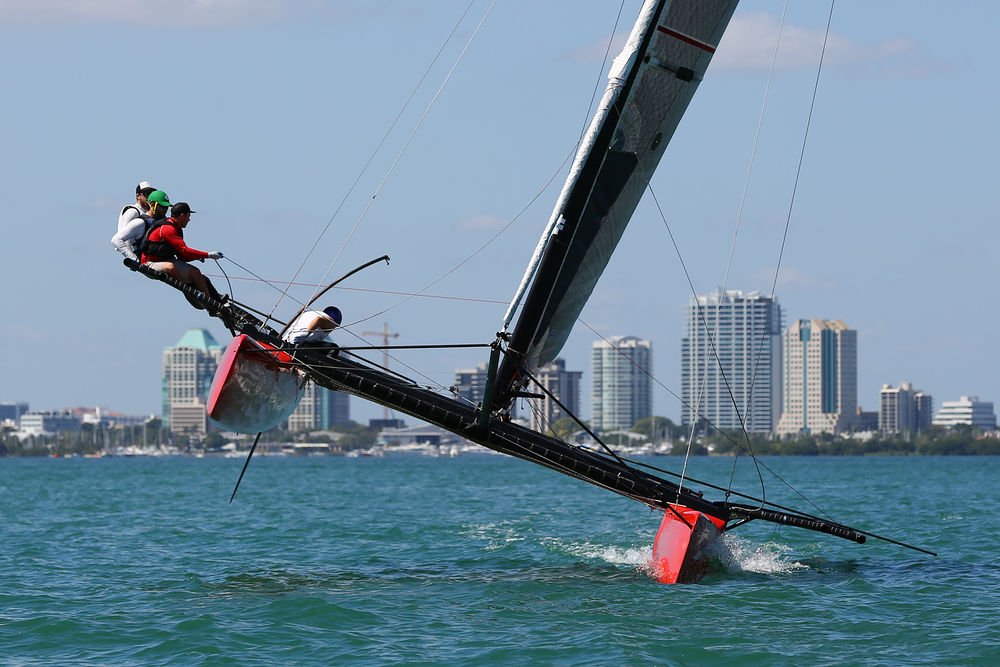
[1,1,996,426]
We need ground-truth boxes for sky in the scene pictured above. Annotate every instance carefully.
[1,0,997,427]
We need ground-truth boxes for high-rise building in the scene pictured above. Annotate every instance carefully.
[680,290,782,434]
[0,401,29,425]
[287,383,351,431]
[162,328,223,434]
[932,396,997,430]
[592,336,652,432]
[528,358,582,433]
[454,362,490,407]
[452,360,517,418]
[776,319,858,435]
[914,392,934,432]
[879,382,933,435]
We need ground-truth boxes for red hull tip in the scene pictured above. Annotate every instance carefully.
[207,334,306,433]
[650,505,726,584]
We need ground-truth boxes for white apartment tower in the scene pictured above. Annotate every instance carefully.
[162,328,224,434]
[529,358,582,433]
[592,336,652,432]
[776,319,858,435]
[680,290,782,433]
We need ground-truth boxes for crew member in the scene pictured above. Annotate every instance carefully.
[140,201,225,301]
[111,182,158,260]
[283,306,342,345]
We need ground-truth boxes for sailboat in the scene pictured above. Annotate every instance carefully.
[126,0,931,582]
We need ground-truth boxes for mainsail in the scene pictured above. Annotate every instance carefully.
[494,0,739,408]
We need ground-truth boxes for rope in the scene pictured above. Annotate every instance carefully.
[675,0,797,504]
[348,143,576,328]
[323,0,627,329]
[299,0,499,324]
[267,0,481,323]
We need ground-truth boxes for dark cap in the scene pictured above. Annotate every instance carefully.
[171,202,196,216]
[323,306,342,325]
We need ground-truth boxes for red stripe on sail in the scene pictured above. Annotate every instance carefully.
[657,25,716,53]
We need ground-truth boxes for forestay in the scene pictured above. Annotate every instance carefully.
[494,0,739,408]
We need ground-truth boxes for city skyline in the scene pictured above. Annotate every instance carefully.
[2,2,997,433]
[6,295,996,434]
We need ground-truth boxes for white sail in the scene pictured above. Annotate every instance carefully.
[496,0,740,406]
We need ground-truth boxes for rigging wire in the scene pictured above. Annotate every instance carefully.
[346,145,575,328]
[223,256,309,308]
[647,184,766,506]
[747,0,838,446]
[213,258,234,305]
[301,0,499,326]
[577,0,629,159]
[354,0,625,330]
[266,0,480,326]
[673,0,795,507]
[204,273,511,307]
[580,318,841,523]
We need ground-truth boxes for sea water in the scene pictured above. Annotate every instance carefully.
[1,454,997,665]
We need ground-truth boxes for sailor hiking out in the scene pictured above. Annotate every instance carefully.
[111,181,158,261]
[140,200,226,303]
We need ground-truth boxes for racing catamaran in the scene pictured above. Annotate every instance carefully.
[126,0,933,582]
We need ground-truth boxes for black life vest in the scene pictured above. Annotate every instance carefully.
[140,219,181,260]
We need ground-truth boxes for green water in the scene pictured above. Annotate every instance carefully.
[1,455,997,665]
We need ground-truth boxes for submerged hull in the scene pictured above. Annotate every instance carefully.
[651,505,726,584]
[207,334,306,433]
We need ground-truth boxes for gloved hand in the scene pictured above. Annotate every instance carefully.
[207,251,224,260]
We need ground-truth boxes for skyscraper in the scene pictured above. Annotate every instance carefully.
[592,336,651,432]
[776,319,858,435]
[453,361,517,418]
[680,290,782,434]
[879,382,932,435]
[162,328,223,433]
[529,358,582,433]
[287,383,351,431]
[454,361,490,407]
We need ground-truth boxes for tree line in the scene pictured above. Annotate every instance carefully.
[547,416,1000,456]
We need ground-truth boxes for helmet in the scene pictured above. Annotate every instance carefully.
[323,306,342,325]
[147,190,171,208]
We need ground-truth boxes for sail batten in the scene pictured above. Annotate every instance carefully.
[495,0,739,408]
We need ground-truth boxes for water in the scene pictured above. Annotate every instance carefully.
[2,454,997,665]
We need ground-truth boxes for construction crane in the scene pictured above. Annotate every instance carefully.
[362,323,399,421]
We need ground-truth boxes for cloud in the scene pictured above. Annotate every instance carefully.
[713,12,955,78]
[89,196,117,211]
[564,12,953,80]
[456,214,506,231]
[568,32,629,65]
[766,265,837,293]
[0,0,366,27]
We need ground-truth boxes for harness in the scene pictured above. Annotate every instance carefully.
[140,219,181,260]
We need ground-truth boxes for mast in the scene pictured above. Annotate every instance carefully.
[493,0,740,409]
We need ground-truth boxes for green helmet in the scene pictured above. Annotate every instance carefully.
[147,190,171,208]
